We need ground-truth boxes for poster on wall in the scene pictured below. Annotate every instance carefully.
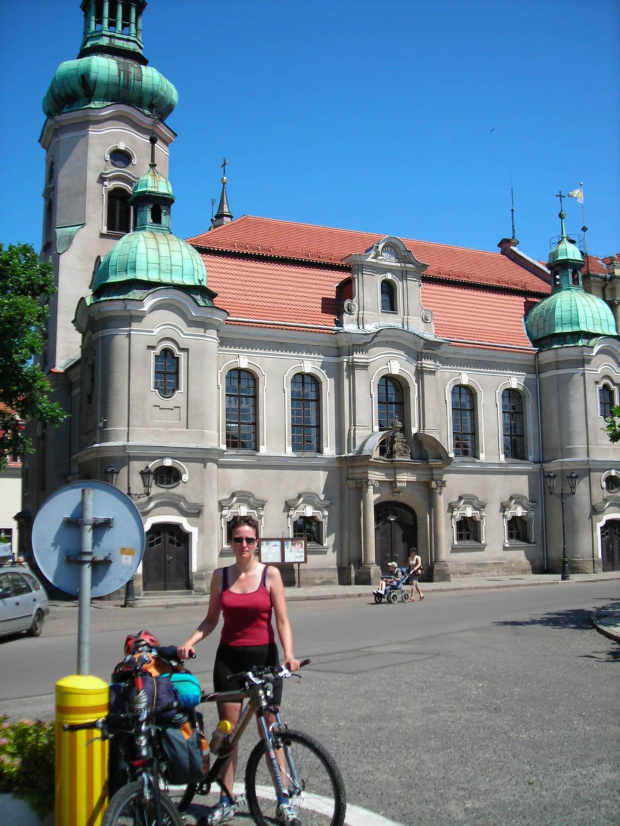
[259,539,282,564]
[283,538,306,564]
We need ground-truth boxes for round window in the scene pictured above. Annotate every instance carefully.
[110,149,132,168]
[605,475,620,493]
[154,466,181,488]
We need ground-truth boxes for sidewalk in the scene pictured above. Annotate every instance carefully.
[50,570,620,611]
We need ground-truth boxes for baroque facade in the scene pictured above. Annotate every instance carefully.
[23,1,620,593]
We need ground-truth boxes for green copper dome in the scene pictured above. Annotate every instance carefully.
[94,231,209,293]
[43,55,177,120]
[525,289,616,348]
[43,1,177,121]
[93,163,215,305]
[130,167,175,203]
[525,208,617,349]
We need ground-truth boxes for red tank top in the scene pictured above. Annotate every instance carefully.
[220,566,275,647]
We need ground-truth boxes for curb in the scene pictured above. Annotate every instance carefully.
[590,603,620,643]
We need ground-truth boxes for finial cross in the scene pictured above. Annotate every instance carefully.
[556,190,565,212]
[221,157,228,177]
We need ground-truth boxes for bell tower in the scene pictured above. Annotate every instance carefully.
[40,0,178,371]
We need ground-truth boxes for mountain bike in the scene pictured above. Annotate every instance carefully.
[63,652,185,826]
[183,659,346,826]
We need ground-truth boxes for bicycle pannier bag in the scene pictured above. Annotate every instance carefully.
[160,720,204,784]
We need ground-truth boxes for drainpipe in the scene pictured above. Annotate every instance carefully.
[535,353,548,572]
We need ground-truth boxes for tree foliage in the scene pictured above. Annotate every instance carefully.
[606,405,620,444]
[0,243,66,469]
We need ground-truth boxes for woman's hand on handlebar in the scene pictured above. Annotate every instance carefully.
[284,656,301,673]
[176,643,196,660]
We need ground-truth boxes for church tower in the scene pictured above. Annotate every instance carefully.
[525,200,619,573]
[29,1,178,505]
[40,0,178,372]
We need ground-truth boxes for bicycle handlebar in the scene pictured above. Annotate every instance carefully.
[225,658,311,686]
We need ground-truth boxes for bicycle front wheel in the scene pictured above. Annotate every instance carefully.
[102,780,184,826]
[245,729,346,826]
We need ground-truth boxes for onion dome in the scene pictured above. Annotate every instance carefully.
[43,1,177,121]
[93,140,215,306]
[525,205,616,349]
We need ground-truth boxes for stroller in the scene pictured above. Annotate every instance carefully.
[374,567,413,604]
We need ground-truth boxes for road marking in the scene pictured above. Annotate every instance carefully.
[244,784,405,826]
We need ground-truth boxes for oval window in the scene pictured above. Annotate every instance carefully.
[110,149,132,168]
[154,466,181,488]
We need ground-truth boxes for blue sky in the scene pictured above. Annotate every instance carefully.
[1,0,618,261]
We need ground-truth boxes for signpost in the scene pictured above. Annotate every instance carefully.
[32,480,145,673]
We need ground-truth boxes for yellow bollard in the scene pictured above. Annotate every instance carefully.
[55,675,109,826]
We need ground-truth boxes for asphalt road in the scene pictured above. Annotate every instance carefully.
[1,581,619,825]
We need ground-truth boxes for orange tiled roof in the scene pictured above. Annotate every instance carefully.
[188,215,551,292]
[189,216,555,351]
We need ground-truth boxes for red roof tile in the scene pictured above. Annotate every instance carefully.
[188,215,551,293]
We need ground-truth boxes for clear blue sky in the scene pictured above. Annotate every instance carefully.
[1,0,618,261]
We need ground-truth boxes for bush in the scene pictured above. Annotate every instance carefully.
[0,715,55,817]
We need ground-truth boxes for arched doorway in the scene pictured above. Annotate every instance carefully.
[374,502,417,574]
[143,523,190,590]
[601,520,620,572]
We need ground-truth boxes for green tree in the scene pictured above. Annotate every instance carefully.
[606,405,620,444]
[0,243,66,469]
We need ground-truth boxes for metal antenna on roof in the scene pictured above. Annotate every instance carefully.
[510,186,517,242]
[210,198,216,224]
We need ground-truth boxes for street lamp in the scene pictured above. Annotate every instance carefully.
[544,471,579,581]
[104,464,154,606]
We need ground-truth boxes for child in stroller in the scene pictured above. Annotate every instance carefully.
[373,561,413,604]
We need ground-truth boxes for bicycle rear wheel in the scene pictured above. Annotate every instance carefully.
[102,780,184,826]
[245,729,346,826]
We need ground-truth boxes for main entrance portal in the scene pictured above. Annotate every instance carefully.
[374,502,417,574]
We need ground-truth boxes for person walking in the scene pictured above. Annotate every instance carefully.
[408,548,425,602]
[177,515,300,825]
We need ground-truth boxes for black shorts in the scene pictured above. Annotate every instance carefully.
[213,642,282,706]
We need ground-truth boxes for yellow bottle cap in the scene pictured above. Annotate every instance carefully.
[218,719,233,733]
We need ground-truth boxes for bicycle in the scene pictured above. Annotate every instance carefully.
[182,659,346,826]
[63,652,186,826]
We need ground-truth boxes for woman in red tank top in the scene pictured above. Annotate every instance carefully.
[178,515,300,825]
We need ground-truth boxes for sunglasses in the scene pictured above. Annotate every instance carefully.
[232,536,257,546]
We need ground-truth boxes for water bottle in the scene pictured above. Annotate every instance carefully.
[209,719,232,756]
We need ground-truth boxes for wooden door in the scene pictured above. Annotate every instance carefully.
[601,520,620,572]
[143,524,189,591]
[374,502,417,574]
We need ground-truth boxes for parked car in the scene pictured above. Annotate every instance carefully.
[0,560,50,638]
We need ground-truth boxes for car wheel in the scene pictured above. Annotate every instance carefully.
[28,609,44,637]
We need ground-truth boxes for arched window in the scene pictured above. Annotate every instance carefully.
[599,384,614,419]
[381,280,396,312]
[226,369,257,450]
[452,385,476,457]
[378,377,404,431]
[502,389,525,459]
[107,187,131,233]
[291,374,320,452]
[154,466,181,488]
[154,348,179,398]
[151,204,162,225]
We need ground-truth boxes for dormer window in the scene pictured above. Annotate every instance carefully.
[381,280,396,313]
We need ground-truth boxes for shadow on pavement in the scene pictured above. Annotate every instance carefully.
[494,607,594,631]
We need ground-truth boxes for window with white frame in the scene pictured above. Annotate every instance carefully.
[501,495,535,545]
[219,491,266,549]
[450,495,486,545]
[502,389,525,459]
[286,493,330,547]
[381,279,396,312]
[452,385,477,457]
[154,348,179,398]
[599,383,615,420]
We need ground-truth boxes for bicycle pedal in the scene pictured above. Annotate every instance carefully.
[234,793,246,808]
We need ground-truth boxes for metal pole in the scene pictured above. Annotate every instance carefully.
[77,488,94,674]
[560,489,570,582]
